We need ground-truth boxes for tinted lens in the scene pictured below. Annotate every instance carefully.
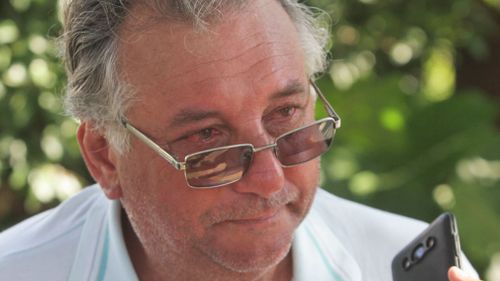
[185,145,253,188]
[276,119,334,166]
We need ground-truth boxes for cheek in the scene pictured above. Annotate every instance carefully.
[119,142,188,195]
[118,148,207,238]
[119,176,214,257]
[284,159,320,211]
[285,159,320,188]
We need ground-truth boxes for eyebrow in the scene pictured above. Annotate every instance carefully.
[170,110,221,128]
[270,79,307,100]
[169,79,307,128]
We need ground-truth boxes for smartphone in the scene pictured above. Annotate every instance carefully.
[392,212,462,281]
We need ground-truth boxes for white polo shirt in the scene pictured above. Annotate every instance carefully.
[0,185,478,280]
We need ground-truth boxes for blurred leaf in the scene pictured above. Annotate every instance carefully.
[2,0,500,279]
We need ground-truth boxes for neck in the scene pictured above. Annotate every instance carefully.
[121,212,293,281]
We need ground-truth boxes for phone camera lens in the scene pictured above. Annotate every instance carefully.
[426,236,436,248]
[412,244,426,261]
[402,257,412,271]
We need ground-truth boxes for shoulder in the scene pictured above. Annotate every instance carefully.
[311,188,427,238]
[0,185,107,280]
[307,188,428,278]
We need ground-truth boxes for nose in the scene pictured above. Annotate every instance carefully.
[231,137,286,199]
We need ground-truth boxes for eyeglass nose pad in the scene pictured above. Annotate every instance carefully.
[235,146,254,178]
[242,148,253,162]
[232,146,285,198]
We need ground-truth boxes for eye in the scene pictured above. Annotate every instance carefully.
[186,128,221,143]
[277,106,296,117]
[169,127,229,157]
[263,105,304,137]
[270,105,300,122]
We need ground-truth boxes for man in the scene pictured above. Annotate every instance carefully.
[0,0,481,280]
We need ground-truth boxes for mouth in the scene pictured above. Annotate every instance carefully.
[225,208,281,225]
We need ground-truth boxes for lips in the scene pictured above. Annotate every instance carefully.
[201,191,298,226]
[225,208,281,225]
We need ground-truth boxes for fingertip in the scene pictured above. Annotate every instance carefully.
[448,266,477,281]
[448,266,460,280]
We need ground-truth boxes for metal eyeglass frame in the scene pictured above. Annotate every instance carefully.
[120,80,341,188]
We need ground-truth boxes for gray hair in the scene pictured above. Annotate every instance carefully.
[61,0,330,153]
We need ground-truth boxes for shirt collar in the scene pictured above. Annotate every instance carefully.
[104,199,362,281]
[104,200,139,281]
[292,206,362,281]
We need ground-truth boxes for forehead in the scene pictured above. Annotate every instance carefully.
[118,0,307,123]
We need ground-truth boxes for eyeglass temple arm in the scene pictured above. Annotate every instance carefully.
[310,80,341,129]
[120,118,186,170]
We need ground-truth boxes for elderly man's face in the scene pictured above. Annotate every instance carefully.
[115,0,320,274]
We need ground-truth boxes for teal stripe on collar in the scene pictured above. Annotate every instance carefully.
[97,227,110,281]
[304,225,344,281]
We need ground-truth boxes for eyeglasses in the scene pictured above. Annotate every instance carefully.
[120,81,341,188]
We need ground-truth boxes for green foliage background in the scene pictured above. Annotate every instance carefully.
[1,0,499,279]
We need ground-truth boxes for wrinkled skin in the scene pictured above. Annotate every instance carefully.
[78,0,320,280]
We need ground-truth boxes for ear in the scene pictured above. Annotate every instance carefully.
[77,122,123,199]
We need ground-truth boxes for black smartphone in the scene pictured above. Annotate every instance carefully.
[392,212,462,281]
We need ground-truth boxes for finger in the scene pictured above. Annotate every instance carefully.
[448,266,481,281]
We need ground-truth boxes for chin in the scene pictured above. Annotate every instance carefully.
[205,234,293,273]
[200,208,300,272]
